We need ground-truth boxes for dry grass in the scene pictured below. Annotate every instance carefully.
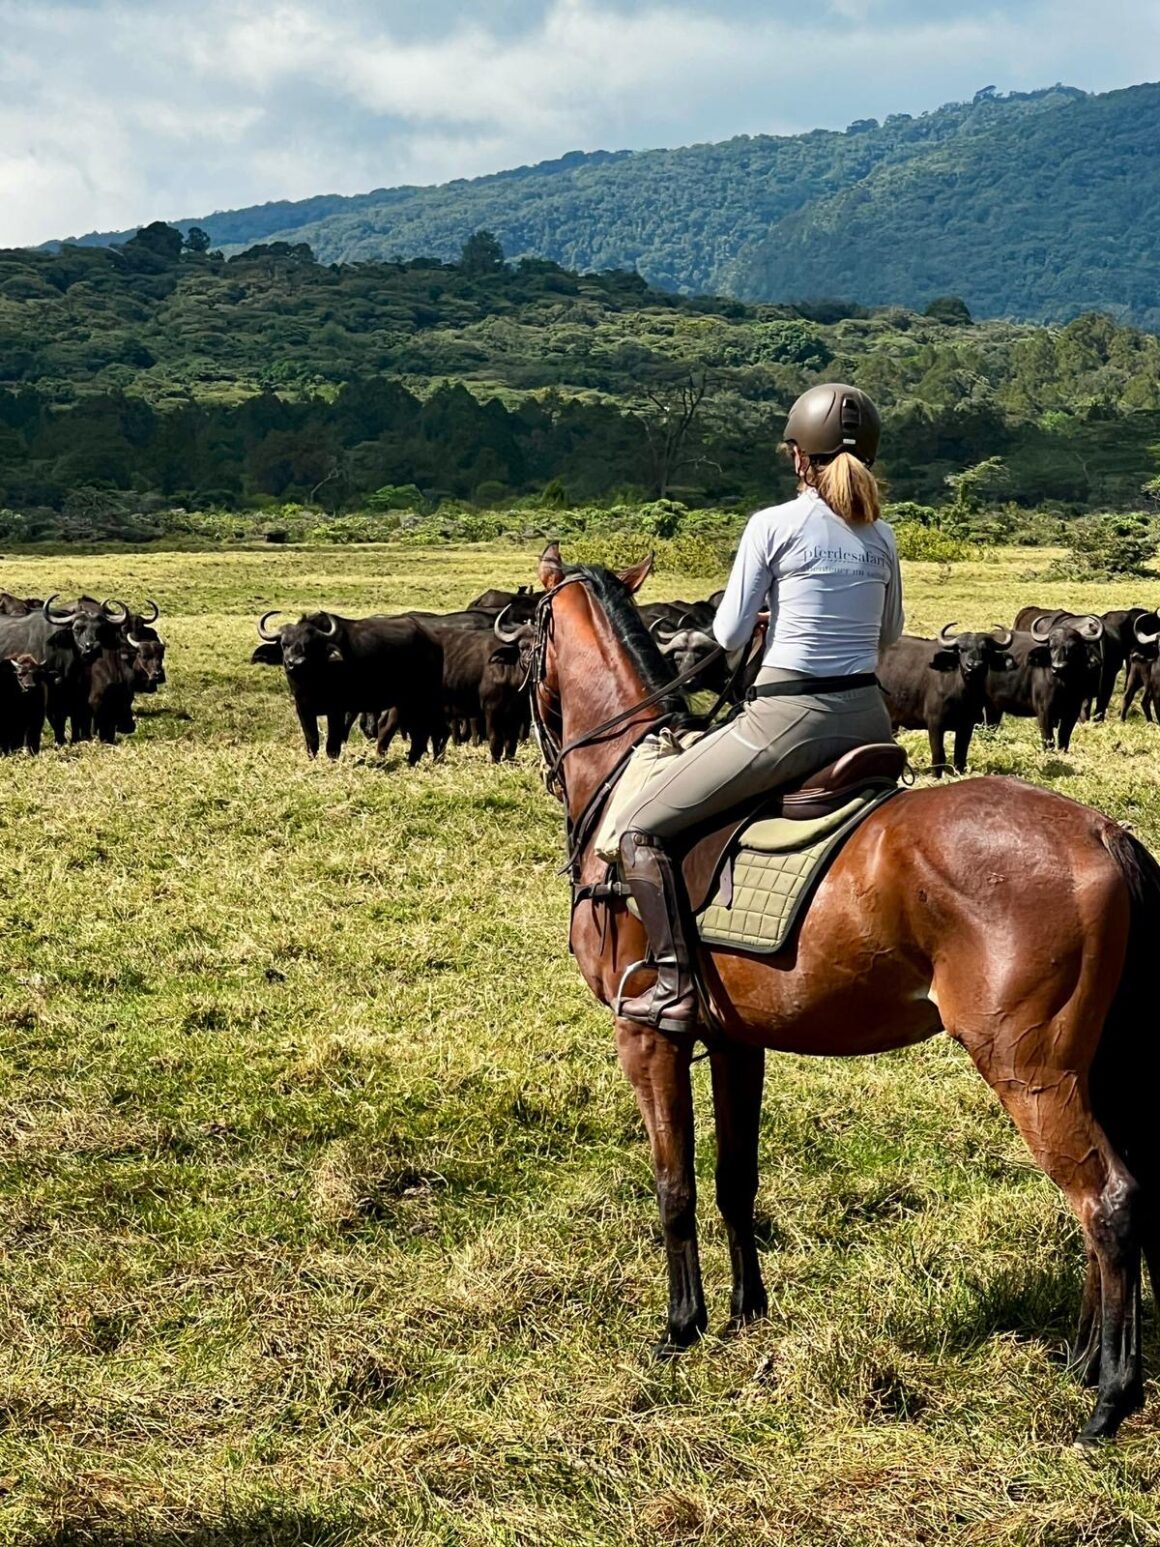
[0,543,1155,1543]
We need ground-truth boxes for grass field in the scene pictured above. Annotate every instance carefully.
[1,542,1160,1545]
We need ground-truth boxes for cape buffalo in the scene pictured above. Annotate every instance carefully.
[986,615,1104,751]
[255,609,445,762]
[879,625,1015,775]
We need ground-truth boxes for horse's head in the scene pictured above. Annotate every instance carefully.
[532,542,657,803]
[535,540,654,694]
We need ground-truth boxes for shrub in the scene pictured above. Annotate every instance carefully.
[1048,512,1157,580]
[892,523,973,563]
[367,484,426,512]
[562,532,724,577]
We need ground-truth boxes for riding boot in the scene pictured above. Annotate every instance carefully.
[618,829,700,1033]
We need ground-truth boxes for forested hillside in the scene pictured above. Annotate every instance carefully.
[54,83,1160,327]
[1,226,1159,526]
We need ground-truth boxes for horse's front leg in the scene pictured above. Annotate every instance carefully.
[710,1040,768,1334]
[616,1019,706,1354]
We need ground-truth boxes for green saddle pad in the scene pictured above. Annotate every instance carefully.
[696,785,901,954]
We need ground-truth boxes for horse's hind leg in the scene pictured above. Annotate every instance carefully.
[960,1054,1142,1441]
[709,1041,768,1333]
[1069,1249,1102,1387]
[615,1020,707,1355]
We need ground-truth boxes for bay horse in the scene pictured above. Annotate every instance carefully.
[530,542,1160,1445]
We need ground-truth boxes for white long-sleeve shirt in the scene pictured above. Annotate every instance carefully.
[713,488,904,675]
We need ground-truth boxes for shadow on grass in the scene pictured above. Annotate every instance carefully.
[37,1510,356,1547]
[1040,758,1076,777]
[897,1258,1082,1354]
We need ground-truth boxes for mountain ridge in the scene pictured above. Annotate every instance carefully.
[45,81,1160,327]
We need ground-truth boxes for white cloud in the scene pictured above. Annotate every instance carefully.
[0,0,1157,245]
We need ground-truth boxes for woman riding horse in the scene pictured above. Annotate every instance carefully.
[618,384,903,1033]
[530,409,1160,1442]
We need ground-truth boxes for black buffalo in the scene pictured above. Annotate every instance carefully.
[879,625,1015,775]
[985,615,1104,751]
[1120,612,1160,722]
[1013,605,1130,721]
[59,597,135,741]
[466,585,540,621]
[0,596,123,745]
[376,620,530,763]
[648,617,727,693]
[254,609,445,762]
[0,654,51,754]
[86,645,138,744]
[638,598,717,632]
[121,601,167,694]
[0,593,44,617]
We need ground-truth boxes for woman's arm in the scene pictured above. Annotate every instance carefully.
[713,516,772,652]
[879,533,904,648]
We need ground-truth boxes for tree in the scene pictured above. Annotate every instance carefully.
[183,227,212,255]
[124,221,184,264]
[925,296,974,326]
[459,230,505,278]
[944,456,1009,518]
[634,372,711,499]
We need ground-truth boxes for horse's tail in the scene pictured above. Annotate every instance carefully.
[1097,824,1160,1281]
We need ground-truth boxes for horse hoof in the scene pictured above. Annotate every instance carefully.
[722,1303,769,1339]
[652,1327,703,1361]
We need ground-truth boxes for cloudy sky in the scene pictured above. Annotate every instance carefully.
[1,0,1158,246]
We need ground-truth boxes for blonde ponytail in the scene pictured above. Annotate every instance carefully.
[812,452,881,525]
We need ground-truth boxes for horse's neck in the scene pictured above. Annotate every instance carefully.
[555,594,666,824]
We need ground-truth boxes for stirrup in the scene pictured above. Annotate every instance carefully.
[614,958,651,1019]
[614,957,700,1033]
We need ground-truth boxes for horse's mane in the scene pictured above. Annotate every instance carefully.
[563,564,690,721]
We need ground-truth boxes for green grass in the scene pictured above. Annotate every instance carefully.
[0,544,1158,1543]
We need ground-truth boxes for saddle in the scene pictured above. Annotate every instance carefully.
[681,743,908,914]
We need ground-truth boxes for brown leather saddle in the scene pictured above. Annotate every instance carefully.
[681,742,908,914]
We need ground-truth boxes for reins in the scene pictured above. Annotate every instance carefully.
[530,574,756,881]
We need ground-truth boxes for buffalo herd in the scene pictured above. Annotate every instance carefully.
[4,578,1151,779]
[879,606,1160,774]
[0,593,166,753]
[251,584,1160,778]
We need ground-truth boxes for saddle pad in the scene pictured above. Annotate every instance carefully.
[737,792,874,853]
[697,786,901,954]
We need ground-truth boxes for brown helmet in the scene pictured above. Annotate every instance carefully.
[783,383,881,467]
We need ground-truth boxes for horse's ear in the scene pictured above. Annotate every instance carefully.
[539,542,565,590]
[617,552,654,593]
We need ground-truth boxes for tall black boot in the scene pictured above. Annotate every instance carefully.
[618,829,700,1033]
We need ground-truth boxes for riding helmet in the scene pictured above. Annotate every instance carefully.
[783,384,881,467]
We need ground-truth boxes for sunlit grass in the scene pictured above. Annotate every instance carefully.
[0,543,1155,1543]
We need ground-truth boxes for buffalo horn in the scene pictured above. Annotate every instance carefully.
[317,611,338,638]
[141,599,160,623]
[43,594,77,625]
[102,598,128,623]
[937,622,961,645]
[989,626,1014,647]
[1134,615,1160,646]
[1030,614,1054,641]
[257,610,284,641]
[1077,614,1105,642]
[649,617,678,640]
[126,631,146,649]
[493,604,524,644]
